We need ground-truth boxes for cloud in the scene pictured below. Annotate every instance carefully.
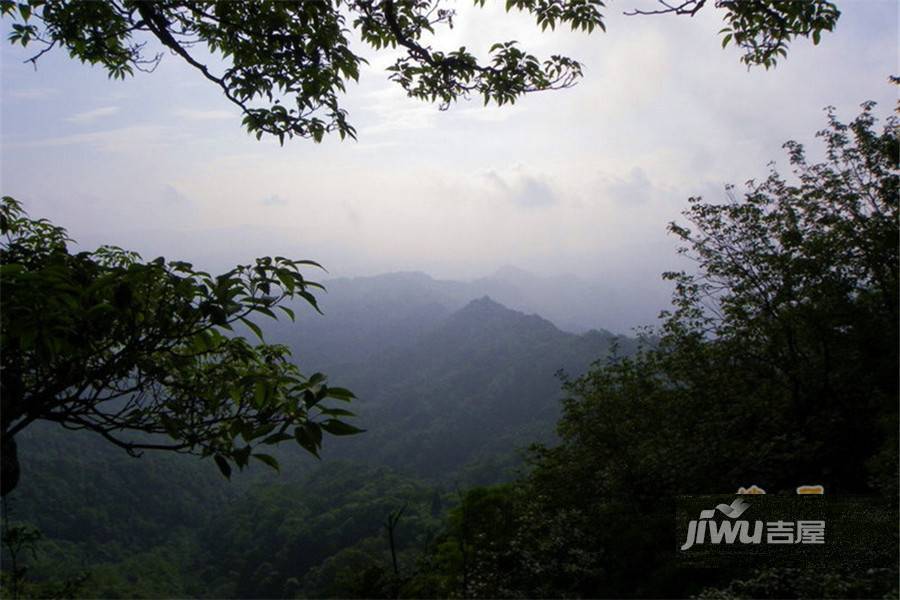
[161,184,190,205]
[604,167,653,205]
[513,176,557,208]
[6,87,57,100]
[484,170,558,208]
[0,0,894,294]
[261,194,288,207]
[5,125,187,152]
[173,108,236,121]
[66,106,120,124]
[356,85,439,136]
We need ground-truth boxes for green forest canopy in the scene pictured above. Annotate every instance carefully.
[1,2,895,599]
[399,100,899,599]
[0,197,362,496]
[2,99,895,600]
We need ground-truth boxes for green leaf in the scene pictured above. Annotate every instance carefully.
[320,419,365,436]
[234,445,252,468]
[318,407,356,417]
[228,388,243,404]
[254,381,268,407]
[326,386,356,401]
[251,423,277,440]
[239,317,264,341]
[262,432,294,445]
[294,423,322,457]
[159,414,180,438]
[291,259,325,270]
[275,270,296,293]
[252,453,280,471]
[298,290,322,314]
[214,455,232,479]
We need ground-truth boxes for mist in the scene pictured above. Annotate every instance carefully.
[2,1,898,597]
[2,1,895,299]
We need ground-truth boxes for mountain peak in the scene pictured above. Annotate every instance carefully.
[447,296,562,338]
[459,295,510,314]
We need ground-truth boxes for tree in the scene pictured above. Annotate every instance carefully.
[661,100,898,493]
[2,0,840,143]
[626,0,841,68]
[408,101,898,597]
[0,197,363,496]
[549,102,898,597]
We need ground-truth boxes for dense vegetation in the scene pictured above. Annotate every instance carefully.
[2,0,840,141]
[2,102,896,598]
[0,1,894,597]
[315,296,638,480]
[395,102,899,598]
[5,423,446,598]
[0,196,362,497]
[2,279,634,597]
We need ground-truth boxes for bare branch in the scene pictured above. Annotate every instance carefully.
[624,0,706,17]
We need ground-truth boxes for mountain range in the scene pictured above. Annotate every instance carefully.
[11,270,646,596]
[329,296,637,480]
[273,267,656,372]
[264,278,645,482]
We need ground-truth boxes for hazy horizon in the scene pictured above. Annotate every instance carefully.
[2,0,896,288]
[2,2,898,597]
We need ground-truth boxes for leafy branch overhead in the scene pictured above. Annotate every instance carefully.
[2,0,839,142]
[0,197,362,495]
[625,0,840,68]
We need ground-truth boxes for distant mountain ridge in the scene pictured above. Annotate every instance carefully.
[255,272,649,482]
[319,266,658,332]
[300,294,640,482]
[12,278,645,597]
[272,267,649,373]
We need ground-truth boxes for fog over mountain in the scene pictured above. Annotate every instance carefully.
[313,295,640,482]
[2,0,896,597]
[257,280,645,482]
[271,267,661,373]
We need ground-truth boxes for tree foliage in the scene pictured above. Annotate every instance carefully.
[2,0,840,142]
[406,101,898,598]
[626,0,840,69]
[0,197,361,496]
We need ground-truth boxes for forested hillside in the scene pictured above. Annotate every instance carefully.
[3,105,897,600]
[10,424,446,598]
[1,1,896,598]
[6,292,634,597]
[324,296,637,481]
[270,268,647,371]
[389,104,900,599]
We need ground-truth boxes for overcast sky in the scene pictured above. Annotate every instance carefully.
[1,0,896,301]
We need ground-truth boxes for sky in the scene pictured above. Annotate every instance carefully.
[0,0,897,311]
